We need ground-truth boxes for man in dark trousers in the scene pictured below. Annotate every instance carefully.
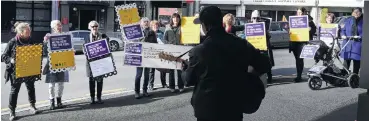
[181,6,271,121]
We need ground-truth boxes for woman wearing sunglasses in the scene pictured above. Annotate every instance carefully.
[85,21,110,104]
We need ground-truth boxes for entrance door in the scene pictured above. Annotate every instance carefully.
[79,10,96,30]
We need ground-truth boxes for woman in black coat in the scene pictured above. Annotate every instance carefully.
[85,21,110,104]
[2,22,41,121]
[290,7,317,82]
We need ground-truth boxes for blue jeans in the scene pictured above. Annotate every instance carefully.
[135,67,150,93]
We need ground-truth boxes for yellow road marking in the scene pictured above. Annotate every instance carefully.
[1,88,127,112]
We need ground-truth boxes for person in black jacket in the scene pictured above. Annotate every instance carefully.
[2,22,41,121]
[86,21,110,104]
[134,17,156,98]
[182,6,271,121]
[289,7,317,82]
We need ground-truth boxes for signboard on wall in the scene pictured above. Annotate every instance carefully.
[318,0,364,7]
[243,0,315,6]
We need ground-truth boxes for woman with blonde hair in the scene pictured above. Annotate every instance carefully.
[43,20,68,110]
[2,22,40,121]
[223,13,244,35]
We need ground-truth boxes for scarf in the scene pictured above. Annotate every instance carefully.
[351,16,362,36]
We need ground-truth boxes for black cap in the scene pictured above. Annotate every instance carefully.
[193,6,223,26]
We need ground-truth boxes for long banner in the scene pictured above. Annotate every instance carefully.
[289,15,310,42]
[123,42,193,69]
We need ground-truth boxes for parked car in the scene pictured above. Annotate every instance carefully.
[237,21,290,48]
[69,30,124,53]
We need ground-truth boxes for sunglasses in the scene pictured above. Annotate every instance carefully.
[252,17,261,20]
[91,26,99,28]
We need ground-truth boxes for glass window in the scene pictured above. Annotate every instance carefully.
[277,11,295,21]
[16,8,32,20]
[16,3,32,8]
[34,9,51,21]
[34,2,51,8]
[33,27,50,31]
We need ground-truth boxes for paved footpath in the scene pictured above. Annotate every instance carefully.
[1,81,365,121]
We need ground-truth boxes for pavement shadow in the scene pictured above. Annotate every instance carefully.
[13,88,194,120]
[267,67,311,87]
[313,102,357,121]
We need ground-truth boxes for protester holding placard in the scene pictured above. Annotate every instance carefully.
[2,22,41,121]
[289,7,317,82]
[86,21,109,104]
[134,18,154,98]
[163,13,185,93]
[249,10,275,83]
[223,13,244,35]
[42,20,69,110]
[149,20,169,89]
[341,8,363,74]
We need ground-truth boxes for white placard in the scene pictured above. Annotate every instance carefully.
[123,42,193,69]
[89,56,115,77]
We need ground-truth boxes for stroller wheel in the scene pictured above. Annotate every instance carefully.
[348,74,360,88]
[308,77,322,90]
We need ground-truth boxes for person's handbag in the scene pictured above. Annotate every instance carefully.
[243,73,266,114]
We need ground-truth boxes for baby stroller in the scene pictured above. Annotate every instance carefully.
[306,33,360,90]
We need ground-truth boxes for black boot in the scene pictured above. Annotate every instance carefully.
[135,92,141,99]
[96,97,104,104]
[49,98,55,110]
[9,108,16,121]
[143,90,150,97]
[56,97,65,108]
[90,97,96,105]
[30,103,40,114]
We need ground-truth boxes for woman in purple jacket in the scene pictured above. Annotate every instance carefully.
[341,8,363,74]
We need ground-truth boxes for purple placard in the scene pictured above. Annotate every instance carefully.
[245,23,265,36]
[84,39,110,59]
[300,45,320,59]
[49,34,72,51]
[123,24,144,41]
[125,43,142,54]
[124,54,142,66]
[320,27,337,38]
[289,16,308,29]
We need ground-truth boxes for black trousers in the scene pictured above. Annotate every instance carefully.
[344,59,361,74]
[135,67,150,93]
[89,77,103,99]
[9,80,36,110]
[149,68,168,87]
[169,69,184,89]
[292,45,304,78]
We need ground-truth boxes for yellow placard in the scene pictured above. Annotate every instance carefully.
[290,28,310,42]
[247,36,268,51]
[118,8,141,25]
[180,17,200,44]
[245,22,267,50]
[50,50,75,70]
[15,45,43,79]
[320,8,328,23]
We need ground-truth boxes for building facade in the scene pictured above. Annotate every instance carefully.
[200,0,364,23]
